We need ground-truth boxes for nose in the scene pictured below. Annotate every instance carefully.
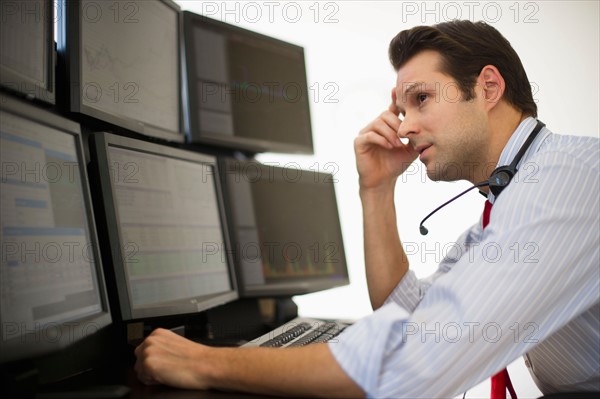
[397,113,419,140]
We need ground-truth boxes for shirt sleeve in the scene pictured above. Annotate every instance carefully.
[383,221,484,312]
[329,150,600,398]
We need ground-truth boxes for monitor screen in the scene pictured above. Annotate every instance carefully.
[0,96,111,364]
[89,133,238,321]
[183,12,313,154]
[0,0,55,104]
[221,159,349,297]
[59,0,183,141]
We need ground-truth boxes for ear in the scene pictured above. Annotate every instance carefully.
[477,65,505,110]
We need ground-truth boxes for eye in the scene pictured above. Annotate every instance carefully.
[417,93,428,104]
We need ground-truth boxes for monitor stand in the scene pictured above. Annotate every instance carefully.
[1,360,130,399]
[273,297,299,326]
[123,298,300,347]
[1,361,38,399]
[201,297,299,345]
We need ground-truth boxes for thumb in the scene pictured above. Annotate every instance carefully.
[388,88,400,116]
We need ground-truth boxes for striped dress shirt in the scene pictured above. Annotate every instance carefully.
[329,117,600,398]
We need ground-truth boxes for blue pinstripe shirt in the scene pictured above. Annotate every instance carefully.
[329,117,600,397]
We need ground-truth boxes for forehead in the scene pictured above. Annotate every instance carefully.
[395,50,447,91]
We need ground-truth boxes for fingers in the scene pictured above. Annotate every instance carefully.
[133,329,174,385]
[134,328,187,364]
[355,130,395,151]
[134,336,153,385]
[388,87,400,116]
[134,329,211,390]
[358,110,402,150]
[358,88,403,149]
[134,360,158,386]
[134,344,158,386]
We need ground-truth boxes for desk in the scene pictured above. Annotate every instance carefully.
[124,368,281,399]
[36,367,283,399]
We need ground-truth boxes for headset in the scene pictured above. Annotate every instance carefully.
[419,120,545,235]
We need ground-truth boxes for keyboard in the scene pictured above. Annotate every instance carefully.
[242,317,352,348]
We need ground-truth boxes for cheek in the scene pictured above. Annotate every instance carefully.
[418,110,440,128]
[440,83,463,104]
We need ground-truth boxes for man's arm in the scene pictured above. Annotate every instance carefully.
[328,148,600,398]
[354,89,418,309]
[134,328,364,398]
[360,186,409,309]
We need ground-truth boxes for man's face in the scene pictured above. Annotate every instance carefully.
[394,50,490,182]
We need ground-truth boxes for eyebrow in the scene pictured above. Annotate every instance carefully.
[402,81,428,98]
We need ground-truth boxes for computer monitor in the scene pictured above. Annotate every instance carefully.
[221,159,349,297]
[0,96,111,364]
[88,133,238,321]
[0,0,55,104]
[183,12,314,154]
[58,0,183,141]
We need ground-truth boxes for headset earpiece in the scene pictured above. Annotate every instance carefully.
[488,166,515,197]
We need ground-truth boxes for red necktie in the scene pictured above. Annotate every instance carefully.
[483,200,517,399]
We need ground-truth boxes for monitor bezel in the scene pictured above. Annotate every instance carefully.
[58,0,185,142]
[0,96,112,364]
[0,0,55,105]
[89,132,239,321]
[220,158,349,298]
[182,11,314,155]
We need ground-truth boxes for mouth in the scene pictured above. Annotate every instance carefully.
[415,144,432,160]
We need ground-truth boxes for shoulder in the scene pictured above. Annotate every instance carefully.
[493,133,599,223]
[512,132,599,197]
[533,133,599,171]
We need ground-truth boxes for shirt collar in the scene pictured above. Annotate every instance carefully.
[488,116,550,202]
[497,117,539,167]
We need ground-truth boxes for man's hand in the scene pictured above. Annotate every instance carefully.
[354,89,418,191]
[134,328,210,389]
[135,328,364,398]
[355,89,415,309]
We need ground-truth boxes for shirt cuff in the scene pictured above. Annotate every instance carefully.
[328,301,411,397]
[383,270,424,313]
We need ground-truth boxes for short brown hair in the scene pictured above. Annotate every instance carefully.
[388,21,537,117]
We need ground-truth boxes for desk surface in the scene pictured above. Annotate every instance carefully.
[35,365,280,399]
[124,368,281,399]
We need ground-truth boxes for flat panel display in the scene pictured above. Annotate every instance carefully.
[222,159,349,297]
[89,133,238,320]
[0,0,55,104]
[59,0,183,141]
[183,12,313,154]
[0,96,111,364]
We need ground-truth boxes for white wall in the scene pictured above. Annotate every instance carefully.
[176,1,599,397]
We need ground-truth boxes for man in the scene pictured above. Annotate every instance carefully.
[134,21,599,397]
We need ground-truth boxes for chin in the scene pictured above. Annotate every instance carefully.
[424,157,467,182]
[423,161,443,182]
[426,169,461,183]
[424,168,443,182]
